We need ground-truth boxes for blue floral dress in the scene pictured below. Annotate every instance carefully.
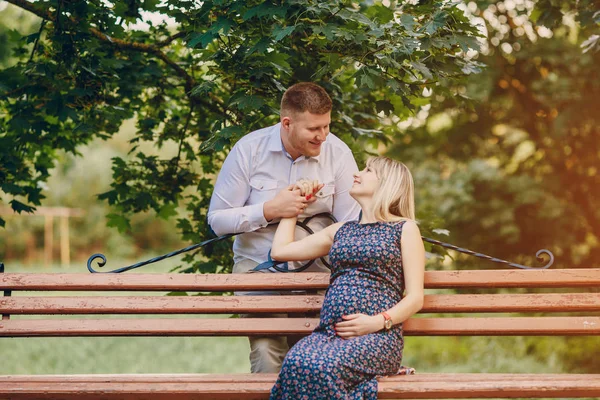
[270,220,407,400]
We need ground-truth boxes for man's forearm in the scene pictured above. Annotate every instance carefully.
[207,203,267,236]
[263,199,279,222]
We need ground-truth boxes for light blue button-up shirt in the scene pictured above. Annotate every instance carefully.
[208,123,360,269]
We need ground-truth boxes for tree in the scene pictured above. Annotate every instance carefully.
[389,0,599,269]
[0,0,481,272]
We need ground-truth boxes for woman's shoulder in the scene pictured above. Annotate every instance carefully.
[323,221,347,239]
[398,219,421,241]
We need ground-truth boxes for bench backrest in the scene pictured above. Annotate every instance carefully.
[1,269,599,337]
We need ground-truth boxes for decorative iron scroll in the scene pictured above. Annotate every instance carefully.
[87,213,554,273]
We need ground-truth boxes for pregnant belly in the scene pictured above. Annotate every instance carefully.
[319,276,401,326]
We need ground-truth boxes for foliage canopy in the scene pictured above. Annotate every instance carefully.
[1,0,482,272]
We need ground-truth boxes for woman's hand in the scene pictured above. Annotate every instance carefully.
[293,179,324,199]
[334,314,385,339]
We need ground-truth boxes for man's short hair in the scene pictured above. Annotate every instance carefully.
[280,82,332,116]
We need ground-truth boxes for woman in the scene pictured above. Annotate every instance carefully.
[269,156,425,400]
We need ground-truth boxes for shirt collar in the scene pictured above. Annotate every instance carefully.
[267,123,284,153]
[268,122,322,163]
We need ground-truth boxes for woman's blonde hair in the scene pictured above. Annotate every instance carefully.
[367,156,415,222]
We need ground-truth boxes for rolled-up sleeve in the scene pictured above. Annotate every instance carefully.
[207,145,269,236]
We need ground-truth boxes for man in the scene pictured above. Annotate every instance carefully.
[208,82,360,373]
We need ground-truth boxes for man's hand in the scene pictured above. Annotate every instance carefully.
[334,313,385,339]
[264,185,317,221]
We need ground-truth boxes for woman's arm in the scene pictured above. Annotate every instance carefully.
[334,220,425,338]
[383,220,425,323]
[271,218,344,262]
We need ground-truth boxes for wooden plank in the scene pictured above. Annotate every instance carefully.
[3,293,600,315]
[421,293,600,313]
[0,296,325,314]
[1,317,599,337]
[0,273,330,291]
[2,269,599,292]
[2,373,596,383]
[0,206,85,218]
[406,316,600,336]
[59,216,70,267]
[424,269,600,288]
[0,374,599,399]
[44,215,53,268]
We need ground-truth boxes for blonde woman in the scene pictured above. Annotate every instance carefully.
[269,156,425,400]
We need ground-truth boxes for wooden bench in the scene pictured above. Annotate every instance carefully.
[1,268,600,399]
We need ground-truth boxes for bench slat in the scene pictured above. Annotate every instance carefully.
[2,269,599,291]
[1,316,598,337]
[1,374,599,399]
[2,372,596,382]
[3,293,599,314]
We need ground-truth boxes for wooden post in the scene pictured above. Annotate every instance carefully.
[0,207,84,266]
[44,215,54,268]
[60,216,70,266]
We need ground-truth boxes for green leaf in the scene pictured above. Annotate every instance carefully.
[218,126,244,139]
[410,61,433,80]
[454,35,479,52]
[106,213,131,233]
[400,14,415,31]
[360,73,375,89]
[190,81,216,96]
[211,17,234,35]
[98,190,118,204]
[264,52,291,73]
[10,200,36,214]
[230,94,265,111]
[247,37,271,56]
[532,4,563,28]
[423,11,447,35]
[314,25,337,41]
[461,61,484,75]
[375,100,394,116]
[273,25,295,42]
[187,31,216,49]
[244,3,288,20]
[25,32,40,44]
[158,203,178,220]
[365,5,394,24]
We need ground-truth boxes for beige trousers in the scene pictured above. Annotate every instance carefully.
[232,259,311,373]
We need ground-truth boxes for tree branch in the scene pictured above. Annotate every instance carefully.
[156,31,186,47]
[7,0,190,70]
[5,0,228,116]
[27,19,47,63]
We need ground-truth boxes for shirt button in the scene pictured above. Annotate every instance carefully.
[260,185,264,189]
[319,192,323,196]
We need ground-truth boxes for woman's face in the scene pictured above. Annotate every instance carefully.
[350,165,379,198]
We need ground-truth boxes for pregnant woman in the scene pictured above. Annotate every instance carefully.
[269,156,425,399]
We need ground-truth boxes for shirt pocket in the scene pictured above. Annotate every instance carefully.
[315,183,335,198]
[250,178,279,191]
[311,182,335,213]
[248,178,280,205]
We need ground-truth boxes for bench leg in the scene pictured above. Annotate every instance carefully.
[1,262,10,320]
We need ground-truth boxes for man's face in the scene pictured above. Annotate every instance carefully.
[282,111,331,159]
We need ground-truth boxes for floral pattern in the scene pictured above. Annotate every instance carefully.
[270,220,407,399]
